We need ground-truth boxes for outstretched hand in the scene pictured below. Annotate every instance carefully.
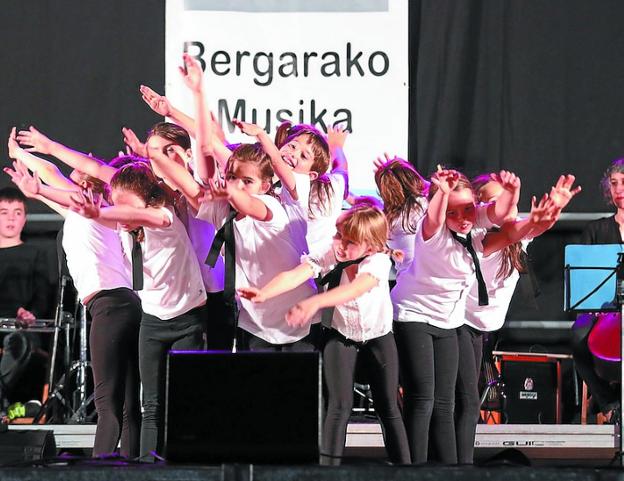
[179,53,204,93]
[122,127,147,158]
[7,127,24,159]
[491,170,521,194]
[200,178,233,202]
[139,85,172,117]
[237,287,267,303]
[529,193,557,225]
[16,126,54,155]
[285,298,319,327]
[232,118,264,137]
[327,123,349,151]
[4,160,41,198]
[69,188,102,219]
[431,165,459,195]
[549,174,582,210]
[373,152,394,174]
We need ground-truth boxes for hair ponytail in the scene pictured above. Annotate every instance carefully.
[274,121,294,149]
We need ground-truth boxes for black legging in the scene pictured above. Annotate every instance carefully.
[322,329,410,465]
[394,321,458,464]
[86,287,142,458]
[138,305,205,461]
[455,324,483,464]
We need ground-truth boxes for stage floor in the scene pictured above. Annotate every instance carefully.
[7,422,619,464]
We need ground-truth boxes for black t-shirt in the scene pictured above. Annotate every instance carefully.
[0,243,49,318]
[580,215,622,245]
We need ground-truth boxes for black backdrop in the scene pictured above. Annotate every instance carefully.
[0,0,165,215]
[410,0,624,212]
[2,0,624,212]
[1,0,623,324]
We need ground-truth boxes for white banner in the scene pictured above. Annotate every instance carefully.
[165,0,409,195]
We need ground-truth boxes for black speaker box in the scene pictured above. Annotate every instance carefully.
[0,429,56,464]
[502,359,558,423]
[165,351,321,464]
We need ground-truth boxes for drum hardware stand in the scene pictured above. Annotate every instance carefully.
[68,303,94,423]
[353,383,374,415]
[33,275,74,424]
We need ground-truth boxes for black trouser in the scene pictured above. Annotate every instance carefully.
[236,326,318,352]
[322,329,410,465]
[86,288,142,458]
[204,291,236,351]
[138,305,205,461]
[394,321,458,464]
[455,325,483,464]
[571,314,620,414]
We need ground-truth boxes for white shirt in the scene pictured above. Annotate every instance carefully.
[279,171,311,255]
[305,250,393,342]
[306,172,347,254]
[120,207,206,320]
[62,210,132,302]
[392,215,488,329]
[464,239,531,331]
[196,195,319,344]
[387,198,428,275]
[183,205,225,293]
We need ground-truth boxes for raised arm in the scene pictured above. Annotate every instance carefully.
[487,170,520,224]
[233,119,298,197]
[150,146,203,210]
[70,190,171,229]
[121,127,148,158]
[328,124,349,199]
[4,160,79,216]
[178,53,218,184]
[482,194,558,256]
[237,262,315,303]
[286,273,378,327]
[140,84,232,173]
[204,178,272,222]
[140,84,197,138]
[8,127,75,190]
[422,168,458,241]
[16,126,117,184]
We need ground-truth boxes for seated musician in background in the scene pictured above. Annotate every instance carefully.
[0,187,50,412]
[572,158,624,423]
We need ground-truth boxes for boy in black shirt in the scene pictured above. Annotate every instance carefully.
[0,187,49,410]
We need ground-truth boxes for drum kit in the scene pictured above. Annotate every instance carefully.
[2,274,95,424]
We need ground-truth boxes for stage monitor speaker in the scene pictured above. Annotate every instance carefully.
[501,359,558,423]
[0,429,56,464]
[165,351,321,464]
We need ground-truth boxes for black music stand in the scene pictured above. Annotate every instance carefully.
[564,244,624,464]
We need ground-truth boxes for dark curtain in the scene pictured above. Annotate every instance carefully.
[0,0,165,214]
[410,0,624,213]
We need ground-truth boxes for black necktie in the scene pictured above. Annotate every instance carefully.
[319,257,366,327]
[206,208,238,327]
[451,231,489,306]
[130,229,144,291]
